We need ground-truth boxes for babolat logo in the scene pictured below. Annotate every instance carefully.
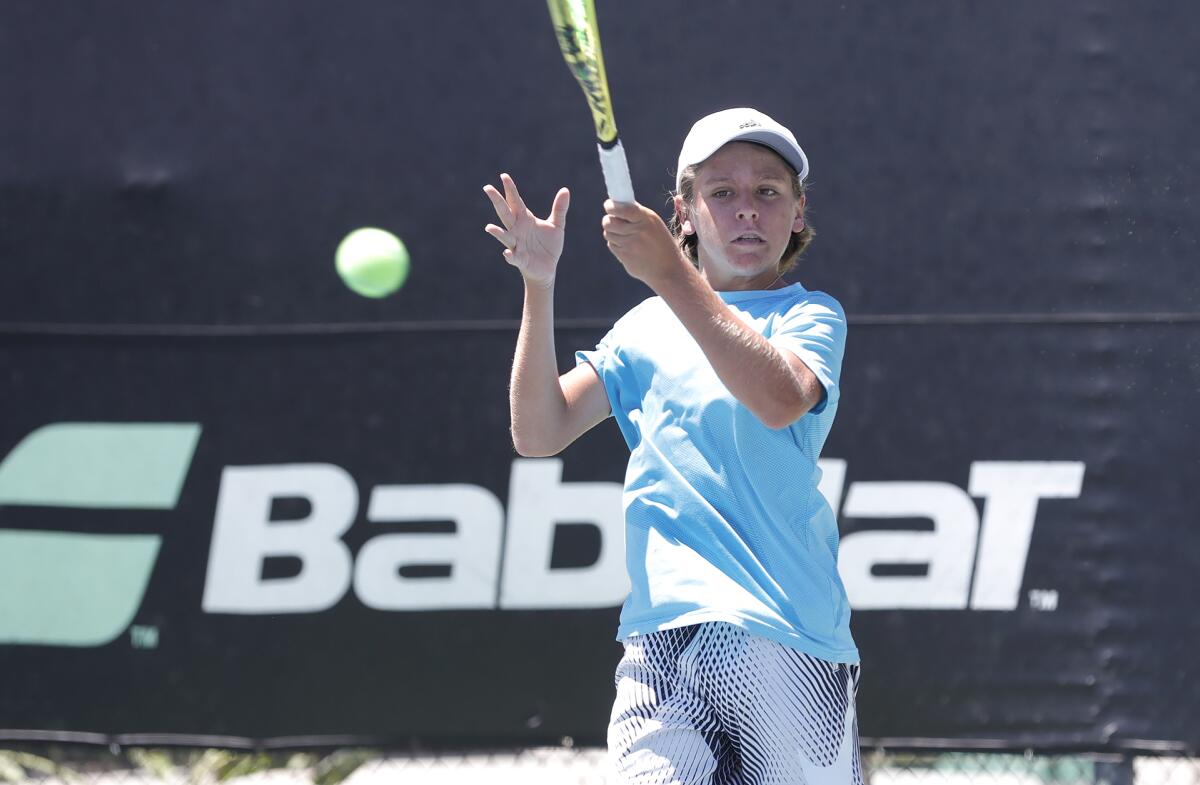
[201,458,1084,615]
[1,423,1086,647]
[0,423,201,647]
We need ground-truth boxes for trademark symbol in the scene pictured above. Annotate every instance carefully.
[130,625,159,649]
[1028,589,1059,611]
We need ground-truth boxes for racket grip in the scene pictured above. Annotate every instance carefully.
[597,140,635,204]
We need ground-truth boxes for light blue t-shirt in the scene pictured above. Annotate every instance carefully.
[576,282,858,663]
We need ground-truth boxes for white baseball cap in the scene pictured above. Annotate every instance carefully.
[675,107,809,190]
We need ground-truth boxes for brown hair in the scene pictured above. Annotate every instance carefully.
[668,158,814,276]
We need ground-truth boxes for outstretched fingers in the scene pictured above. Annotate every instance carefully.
[482,175,570,282]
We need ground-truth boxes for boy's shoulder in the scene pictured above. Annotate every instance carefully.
[611,294,670,330]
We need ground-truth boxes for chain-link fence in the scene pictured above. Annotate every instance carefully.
[1,746,1197,785]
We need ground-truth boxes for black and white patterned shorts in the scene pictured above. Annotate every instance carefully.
[608,623,862,785]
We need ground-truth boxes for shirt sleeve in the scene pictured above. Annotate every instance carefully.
[768,293,847,415]
[576,321,643,450]
[575,329,619,415]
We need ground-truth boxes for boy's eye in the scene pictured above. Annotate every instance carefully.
[712,189,732,198]
[760,187,779,196]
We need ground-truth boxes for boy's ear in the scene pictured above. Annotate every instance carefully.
[674,195,695,235]
[793,193,807,232]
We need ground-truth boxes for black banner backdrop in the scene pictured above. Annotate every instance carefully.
[1,0,1198,752]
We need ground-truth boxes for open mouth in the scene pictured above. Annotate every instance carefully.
[732,234,766,245]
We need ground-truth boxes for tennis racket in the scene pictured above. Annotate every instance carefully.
[545,0,635,204]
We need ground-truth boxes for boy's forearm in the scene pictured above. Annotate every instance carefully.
[509,280,569,455]
[651,265,814,428]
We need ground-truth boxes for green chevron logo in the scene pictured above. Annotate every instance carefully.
[0,422,201,647]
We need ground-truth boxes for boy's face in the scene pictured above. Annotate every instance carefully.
[677,142,806,291]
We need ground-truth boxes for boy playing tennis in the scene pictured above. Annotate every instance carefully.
[484,108,861,785]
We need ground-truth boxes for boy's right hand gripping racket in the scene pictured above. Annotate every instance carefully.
[546,0,635,204]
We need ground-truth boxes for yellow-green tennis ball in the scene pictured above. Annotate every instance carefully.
[335,227,409,298]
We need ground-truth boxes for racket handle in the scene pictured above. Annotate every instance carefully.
[597,140,635,204]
